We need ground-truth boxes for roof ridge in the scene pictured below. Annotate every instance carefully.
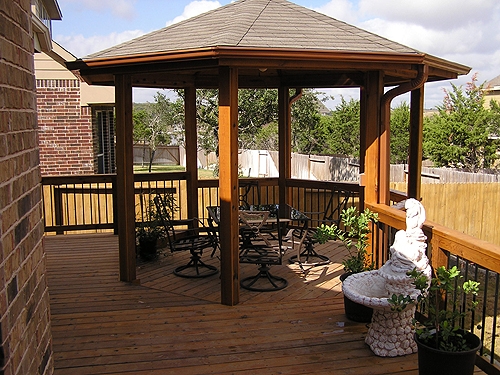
[280,0,417,52]
[237,0,272,45]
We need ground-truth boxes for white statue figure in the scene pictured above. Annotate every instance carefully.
[342,199,432,357]
[386,198,428,273]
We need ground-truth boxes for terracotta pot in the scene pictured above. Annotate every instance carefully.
[415,330,481,375]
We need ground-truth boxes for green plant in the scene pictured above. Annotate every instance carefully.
[388,265,480,352]
[136,192,177,259]
[314,207,378,273]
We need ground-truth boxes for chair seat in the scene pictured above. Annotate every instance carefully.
[154,195,218,278]
[171,235,215,253]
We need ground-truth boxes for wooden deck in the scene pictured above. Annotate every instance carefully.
[44,233,485,374]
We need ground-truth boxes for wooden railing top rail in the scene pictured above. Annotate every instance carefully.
[42,174,115,184]
[367,202,500,274]
[287,179,361,192]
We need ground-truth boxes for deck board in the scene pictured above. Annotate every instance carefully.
[45,233,486,374]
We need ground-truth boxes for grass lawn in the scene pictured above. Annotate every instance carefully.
[133,165,216,179]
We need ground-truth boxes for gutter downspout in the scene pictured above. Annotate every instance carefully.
[290,88,303,105]
[280,88,302,208]
[379,64,429,204]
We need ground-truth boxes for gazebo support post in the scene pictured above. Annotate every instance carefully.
[184,86,199,219]
[361,72,384,265]
[408,86,424,200]
[360,71,383,206]
[278,86,291,207]
[115,74,137,282]
[218,67,240,306]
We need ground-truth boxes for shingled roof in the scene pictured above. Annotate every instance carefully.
[70,0,470,88]
[86,0,417,60]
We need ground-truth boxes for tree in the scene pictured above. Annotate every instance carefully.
[390,102,411,164]
[423,75,499,171]
[133,92,183,172]
[320,97,360,157]
[176,88,325,156]
[290,89,324,154]
[238,89,278,149]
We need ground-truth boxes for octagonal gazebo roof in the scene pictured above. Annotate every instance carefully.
[69,0,469,88]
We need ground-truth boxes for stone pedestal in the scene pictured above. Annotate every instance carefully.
[364,306,417,357]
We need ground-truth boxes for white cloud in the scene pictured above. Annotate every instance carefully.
[358,0,499,31]
[316,0,500,108]
[60,0,137,19]
[314,0,358,24]
[55,30,145,58]
[166,1,222,26]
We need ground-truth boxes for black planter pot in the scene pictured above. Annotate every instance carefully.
[138,237,158,261]
[340,272,373,323]
[415,330,481,375]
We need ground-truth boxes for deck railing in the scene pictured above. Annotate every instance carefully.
[41,173,500,373]
[368,203,500,373]
[42,174,360,233]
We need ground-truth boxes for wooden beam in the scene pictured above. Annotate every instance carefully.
[360,72,383,205]
[278,87,291,207]
[379,102,391,205]
[408,86,424,200]
[115,74,137,282]
[218,66,240,306]
[184,86,199,219]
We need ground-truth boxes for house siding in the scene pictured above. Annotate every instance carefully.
[0,1,54,374]
[36,78,94,175]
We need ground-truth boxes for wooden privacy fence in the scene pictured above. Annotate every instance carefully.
[391,182,500,246]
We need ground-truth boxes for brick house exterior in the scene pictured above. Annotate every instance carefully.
[35,42,115,175]
[0,0,61,374]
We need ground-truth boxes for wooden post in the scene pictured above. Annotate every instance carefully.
[408,86,424,200]
[218,66,240,306]
[360,71,383,205]
[361,72,384,266]
[115,74,137,282]
[184,86,199,219]
[278,87,291,207]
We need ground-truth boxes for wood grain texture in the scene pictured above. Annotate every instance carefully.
[46,234,486,375]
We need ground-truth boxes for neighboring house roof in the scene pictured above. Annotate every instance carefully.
[486,74,500,91]
[35,41,115,105]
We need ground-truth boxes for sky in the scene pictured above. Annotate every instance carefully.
[52,0,500,109]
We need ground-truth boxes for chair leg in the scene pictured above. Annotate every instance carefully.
[240,264,288,292]
[288,240,330,267]
[174,251,218,278]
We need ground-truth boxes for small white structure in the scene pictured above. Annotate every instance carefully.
[342,199,432,357]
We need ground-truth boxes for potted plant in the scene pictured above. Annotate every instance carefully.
[136,218,164,261]
[389,265,481,375]
[136,192,175,261]
[314,206,378,322]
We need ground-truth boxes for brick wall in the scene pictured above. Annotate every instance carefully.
[37,79,94,175]
[0,1,54,374]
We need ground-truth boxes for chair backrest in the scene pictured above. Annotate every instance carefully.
[239,205,284,264]
[323,189,352,225]
[206,206,221,226]
[154,194,177,248]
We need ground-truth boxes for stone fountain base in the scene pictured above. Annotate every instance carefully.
[365,306,417,356]
[342,270,423,357]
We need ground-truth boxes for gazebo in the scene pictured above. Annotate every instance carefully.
[67,0,470,306]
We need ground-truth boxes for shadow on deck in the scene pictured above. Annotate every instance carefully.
[45,233,427,374]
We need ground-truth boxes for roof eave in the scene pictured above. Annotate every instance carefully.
[66,46,470,85]
[68,46,426,68]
